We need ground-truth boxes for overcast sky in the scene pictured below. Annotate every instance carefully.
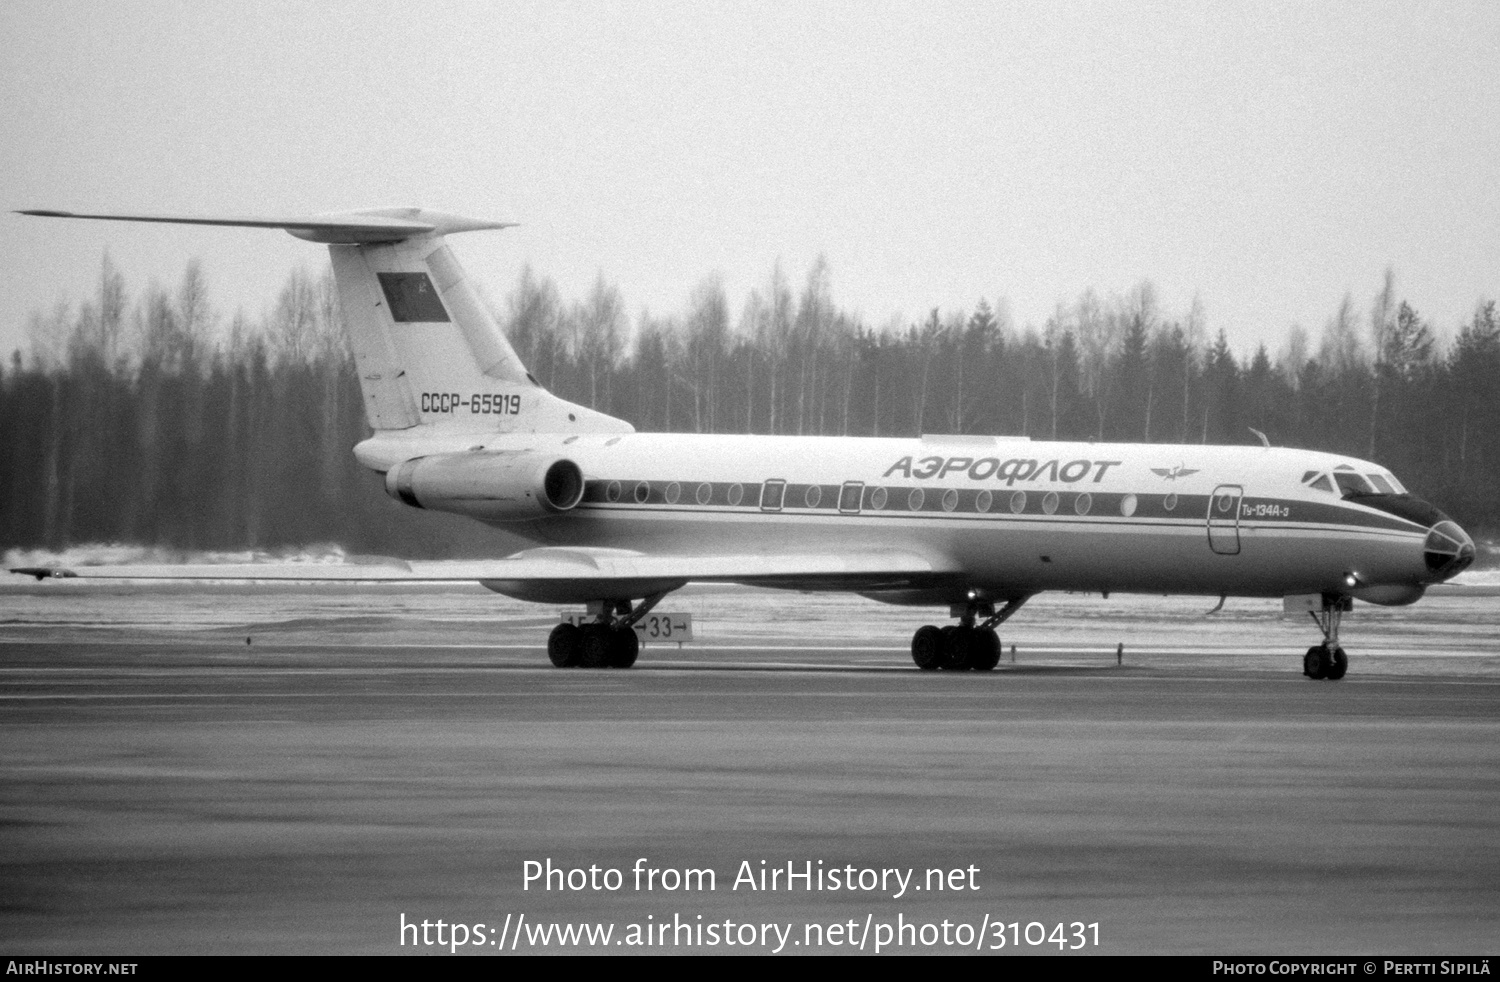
[4,0,1498,361]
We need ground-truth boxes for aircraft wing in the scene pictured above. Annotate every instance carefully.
[9,547,951,598]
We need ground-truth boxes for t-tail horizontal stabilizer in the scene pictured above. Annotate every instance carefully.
[18,206,633,438]
[13,207,515,243]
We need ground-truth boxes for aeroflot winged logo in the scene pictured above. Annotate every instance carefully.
[1151,464,1199,481]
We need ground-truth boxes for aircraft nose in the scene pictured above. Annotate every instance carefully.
[1424,520,1475,581]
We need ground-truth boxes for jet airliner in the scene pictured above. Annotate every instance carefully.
[11,208,1477,679]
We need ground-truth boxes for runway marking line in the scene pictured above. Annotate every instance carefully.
[5,673,1500,700]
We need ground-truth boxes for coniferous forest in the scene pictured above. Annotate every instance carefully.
[2,256,1497,557]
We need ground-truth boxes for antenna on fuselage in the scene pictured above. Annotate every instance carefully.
[1248,427,1270,449]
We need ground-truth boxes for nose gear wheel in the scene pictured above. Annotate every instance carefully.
[1302,595,1352,681]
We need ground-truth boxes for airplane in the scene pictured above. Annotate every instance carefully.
[10,207,1478,680]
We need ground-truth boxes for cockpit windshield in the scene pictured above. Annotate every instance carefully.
[1333,472,1376,497]
[1305,468,1407,497]
[1301,471,1335,494]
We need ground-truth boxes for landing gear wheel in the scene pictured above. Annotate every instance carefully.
[607,626,639,668]
[1303,645,1329,680]
[971,627,1001,671]
[1304,594,1352,680]
[548,623,582,668]
[580,624,613,668]
[911,625,944,670]
[939,625,968,670]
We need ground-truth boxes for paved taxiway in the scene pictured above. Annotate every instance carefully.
[1,583,1497,954]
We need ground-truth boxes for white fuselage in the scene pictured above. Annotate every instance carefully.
[360,428,1445,605]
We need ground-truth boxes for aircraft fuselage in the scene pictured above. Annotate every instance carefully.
[359,429,1467,607]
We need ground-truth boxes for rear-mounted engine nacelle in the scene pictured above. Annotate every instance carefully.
[385,451,585,522]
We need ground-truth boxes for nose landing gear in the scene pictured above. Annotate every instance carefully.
[1303,644,1348,680]
[1303,594,1351,680]
[911,597,1027,672]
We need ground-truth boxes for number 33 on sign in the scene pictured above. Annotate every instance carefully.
[562,612,694,642]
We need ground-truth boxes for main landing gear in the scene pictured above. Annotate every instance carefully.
[547,594,664,669]
[1303,594,1351,681]
[911,597,1028,672]
[548,620,638,668]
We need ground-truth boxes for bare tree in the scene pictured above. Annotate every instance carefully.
[312,264,346,365]
[793,256,834,435]
[175,259,215,370]
[95,252,127,365]
[26,299,72,371]
[941,308,968,433]
[1368,267,1397,456]
[1124,279,1159,440]
[135,261,216,375]
[136,281,184,371]
[1370,267,1397,368]
[1074,287,1117,439]
[506,265,564,387]
[747,262,794,433]
[1125,279,1160,335]
[574,271,626,410]
[1383,301,1434,382]
[1179,292,1207,440]
[1043,301,1070,440]
[64,253,128,369]
[269,266,319,365]
[1278,323,1309,391]
[1318,292,1364,376]
[633,309,681,430]
[736,288,766,432]
[912,309,941,435]
[683,275,729,432]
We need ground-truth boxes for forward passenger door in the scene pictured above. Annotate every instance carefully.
[1207,484,1243,555]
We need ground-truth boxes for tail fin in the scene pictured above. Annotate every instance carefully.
[16,206,633,436]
